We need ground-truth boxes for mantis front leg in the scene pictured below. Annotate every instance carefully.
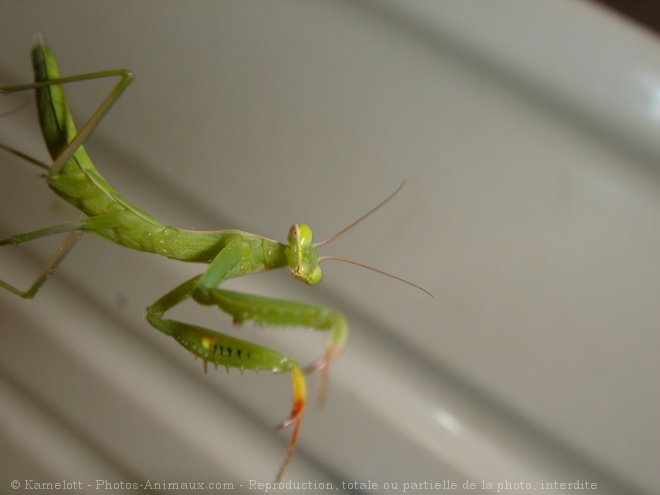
[145,239,348,482]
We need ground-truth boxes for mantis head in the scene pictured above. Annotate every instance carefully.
[284,182,433,297]
[286,223,323,285]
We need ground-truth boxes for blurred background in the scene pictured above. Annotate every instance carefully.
[1,1,659,493]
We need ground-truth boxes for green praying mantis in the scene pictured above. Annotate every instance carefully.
[0,39,430,482]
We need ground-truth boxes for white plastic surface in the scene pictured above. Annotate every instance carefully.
[1,2,659,494]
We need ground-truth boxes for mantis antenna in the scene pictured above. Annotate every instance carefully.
[316,181,433,298]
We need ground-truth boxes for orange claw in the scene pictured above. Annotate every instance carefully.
[274,366,306,483]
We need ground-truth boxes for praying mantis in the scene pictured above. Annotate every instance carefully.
[0,39,429,482]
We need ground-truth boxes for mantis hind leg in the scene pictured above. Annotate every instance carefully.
[0,62,134,176]
[0,229,82,298]
[0,121,79,299]
[0,142,50,171]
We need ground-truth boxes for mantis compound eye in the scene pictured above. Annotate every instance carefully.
[307,264,323,285]
[288,223,313,246]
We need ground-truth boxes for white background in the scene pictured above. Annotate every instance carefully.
[1,1,659,493]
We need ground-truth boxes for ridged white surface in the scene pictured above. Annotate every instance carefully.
[1,1,658,493]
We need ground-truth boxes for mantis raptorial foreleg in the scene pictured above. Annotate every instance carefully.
[144,236,348,479]
[1,39,428,482]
